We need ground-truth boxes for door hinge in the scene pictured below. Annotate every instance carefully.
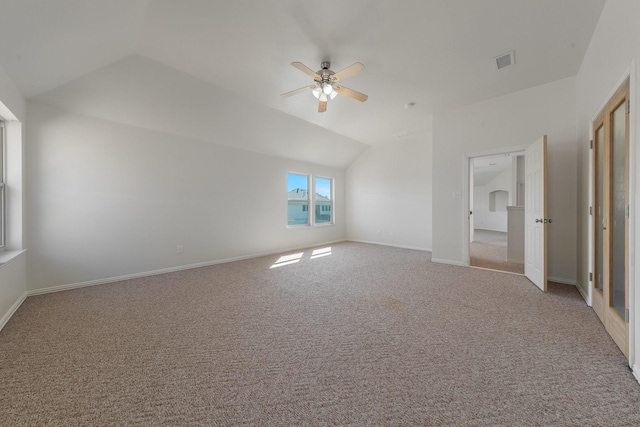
[625,308,630,323]
[626,204,630,219]
[590,139,593,149]
[589,272,593,282]
[626,99,630,115]
[589,206,592,216]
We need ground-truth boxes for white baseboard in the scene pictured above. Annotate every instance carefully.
[431,258,467,267]
[575,281,591,306]
[633,364,640,385]
[0,291,27,332]
[548,276,577,286]
[474,228,507,233]
[28,239,348,296]
[346,239,431,253]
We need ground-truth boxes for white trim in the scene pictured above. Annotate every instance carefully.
[0,291,27,332]
[473,227,508,233]
[548,276,577,286]
[0,249,27,270]
[463,145,529,266]
[470,266,523,276]
[347,239,431,253]
[431,257,467,267]
[575,281,591,306]
[633,364,640,385]
[27,240,346,296]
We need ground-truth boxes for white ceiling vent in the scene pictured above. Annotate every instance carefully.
[495,51,515,70]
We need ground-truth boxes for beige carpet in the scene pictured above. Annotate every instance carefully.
[1,242,639,425]
[471,229,525,274]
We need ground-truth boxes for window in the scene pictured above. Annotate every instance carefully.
[287,173,309,225]
[0,121,4,248]
[287,173,334,226]
[314,176,333,224]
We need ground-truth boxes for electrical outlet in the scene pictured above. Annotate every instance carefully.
[177,245,184,254]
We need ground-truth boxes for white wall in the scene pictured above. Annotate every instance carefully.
[26,102,347,292]
[575,0,640,374]
[0,63,25,122]
[346,118,433,251]
[473,168,512,233]
[432,76,577,283]
[0,63,26,330]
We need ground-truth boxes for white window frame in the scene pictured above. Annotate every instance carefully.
[0,121,5,248]
[287,172,310,227]
[313,176,334,226]
[287,172,335,228]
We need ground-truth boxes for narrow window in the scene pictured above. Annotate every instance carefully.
[314,177,333,224]
[287,173,309,225]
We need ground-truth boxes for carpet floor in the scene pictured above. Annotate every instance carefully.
[1,242,639,425]
[470,229,525,274]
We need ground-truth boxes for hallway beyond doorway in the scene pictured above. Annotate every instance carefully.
[470,229,524,274]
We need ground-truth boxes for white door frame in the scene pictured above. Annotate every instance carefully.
[462,145,529,267]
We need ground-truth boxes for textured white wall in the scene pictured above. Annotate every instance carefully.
[26,102,347,291]
[432,76,577,282]
[575,0,640,372]
[346,119,433,251]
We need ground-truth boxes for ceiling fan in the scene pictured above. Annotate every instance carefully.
[281,61,368,113]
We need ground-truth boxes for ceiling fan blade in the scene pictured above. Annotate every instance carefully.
[291,62,321,80]
[332,62,365,81]
[334,85,368,102]
[280,85,316,97]
[318,100,327,113]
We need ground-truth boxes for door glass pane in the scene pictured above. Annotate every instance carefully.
[611,102,626,317]
[595,125,604,293]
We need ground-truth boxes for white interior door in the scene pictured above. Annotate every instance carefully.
[524,135,548,291]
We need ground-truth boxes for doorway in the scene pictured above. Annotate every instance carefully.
[591,78,630,357]
[469,151,525,274]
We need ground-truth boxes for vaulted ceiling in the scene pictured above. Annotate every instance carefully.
[0,0,606,167]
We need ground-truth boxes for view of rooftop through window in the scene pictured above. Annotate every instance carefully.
[287,173,333,226]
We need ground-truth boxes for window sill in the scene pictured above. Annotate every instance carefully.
[287,223,335,229]
[0,249,27,270]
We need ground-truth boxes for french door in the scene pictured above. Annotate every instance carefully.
[592,78,629,357]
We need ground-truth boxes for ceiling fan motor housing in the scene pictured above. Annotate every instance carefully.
[317,62,336,83]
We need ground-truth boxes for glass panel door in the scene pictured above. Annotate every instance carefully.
[590,78,629,358]
[611,101,627,318]
[595,125,605,295]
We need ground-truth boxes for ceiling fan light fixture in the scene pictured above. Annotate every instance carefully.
[282,61,367,112]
